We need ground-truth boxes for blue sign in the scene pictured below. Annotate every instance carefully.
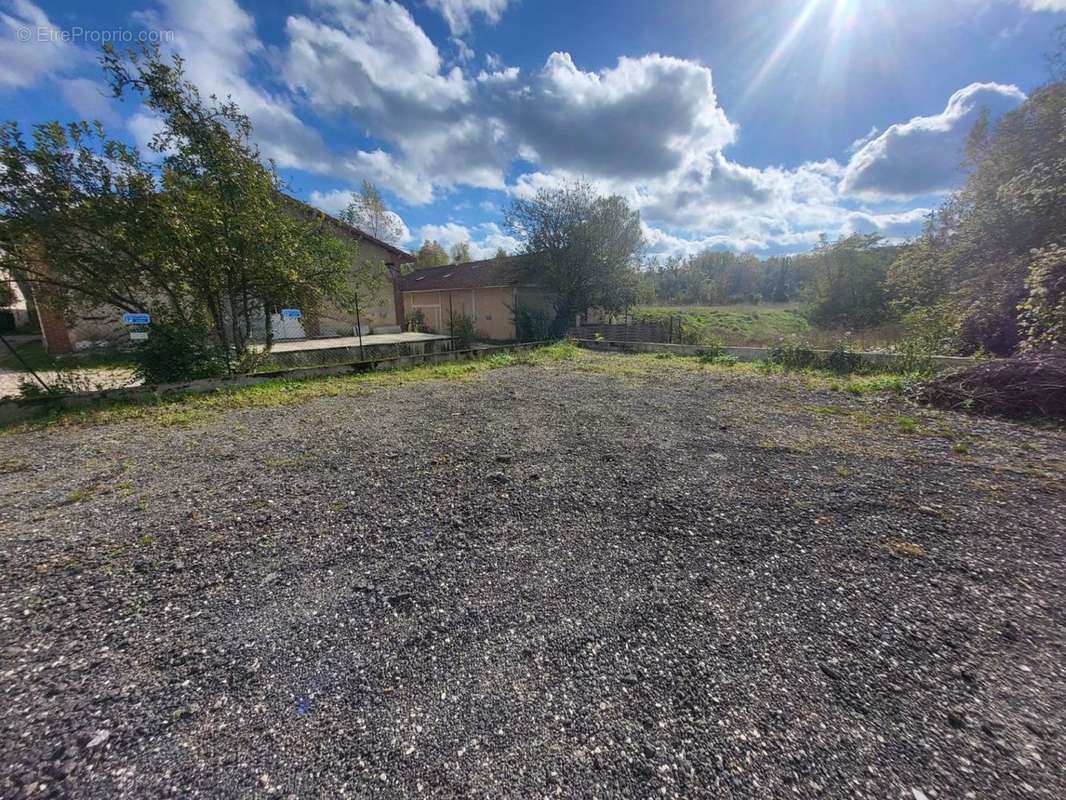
[122,313,151,325]
[281,309,302,320]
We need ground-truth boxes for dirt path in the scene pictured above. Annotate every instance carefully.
[1,356,1063,798]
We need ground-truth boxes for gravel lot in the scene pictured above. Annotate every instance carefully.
[2,353,1064,798]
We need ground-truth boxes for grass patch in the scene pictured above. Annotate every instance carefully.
[63,485,99,504]
[3,341,918,435]
[3,342,581,433]
[896,416,919,434]
[633,304,808,345]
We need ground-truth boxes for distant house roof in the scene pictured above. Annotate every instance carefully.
[400,254,540,292]
[283,195,415,263]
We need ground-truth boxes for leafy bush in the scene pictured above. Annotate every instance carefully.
[768,342,820,371]
[1020,242,1066,351]
[132,320,227,385]
[514,306,555,341]
[894,304,961,373]
[824,341,866,375]
[447,312,476,350]
[768,339,870,375]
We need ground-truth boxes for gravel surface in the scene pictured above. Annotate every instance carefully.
[2,354,1064,798]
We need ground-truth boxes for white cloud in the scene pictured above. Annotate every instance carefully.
[416,221,520,258]
[840,82,1026,199]
[450,36,475,64]
[842,208,931,241]
[3,0,1004,254]
[426,0,511,35]
[1017,0,1066,11]
[486,52,736,180]
[137,0,336,175]
[58,78,118,123]
[308,188,412,243]
[283,0,503,202]
[127,111,165,152]
[417,221,475,250]
[848,126,879,154]
[0,0,84,89]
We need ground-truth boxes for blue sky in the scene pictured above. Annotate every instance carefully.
[2,0,1063,257]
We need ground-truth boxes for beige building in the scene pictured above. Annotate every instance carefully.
[34,199,414,354]
[400,255,556,341]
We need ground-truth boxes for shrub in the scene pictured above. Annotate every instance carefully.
[1020,242,1066,351]
[514,307,555,341]
[768,341,820,371]
[132,320,227,385]
[824,341,866,375]
[895,303,962,373]
[447,312,476,350]
[768,339,870,375]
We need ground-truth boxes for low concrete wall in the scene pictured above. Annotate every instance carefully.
[0,341,551,427]
[262,338,449,368]
[574,339,978,371]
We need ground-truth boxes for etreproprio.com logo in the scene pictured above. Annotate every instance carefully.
[16,27,174,44]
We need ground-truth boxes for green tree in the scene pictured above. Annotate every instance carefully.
[0,45,352,364]
[342,180,406,246]
[415,239,450,268]
[505,180,644,327]
[887,73,1066,354]
[802,234,898,329]
[494,247,508,259]
[450,241,472,263]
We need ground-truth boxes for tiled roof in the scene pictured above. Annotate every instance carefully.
[400,254,539,292]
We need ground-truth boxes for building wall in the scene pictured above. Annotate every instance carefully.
[304,238,406,337]
[404,286,518,341]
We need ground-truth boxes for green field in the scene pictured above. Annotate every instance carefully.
[632,304,810,345]
[630,304,907,349]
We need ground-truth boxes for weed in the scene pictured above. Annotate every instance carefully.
[952,441,971,454]
[811,404,847,416]
[897,416,919,434]
[63,485,99,504]
[139,534,157,546]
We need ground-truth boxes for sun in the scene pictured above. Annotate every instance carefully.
[740,0,896,110]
